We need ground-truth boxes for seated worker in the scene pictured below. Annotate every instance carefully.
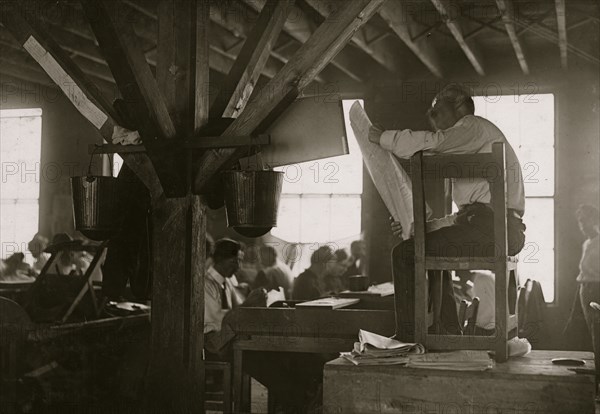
[27,233,50,276]
[204,238,266,355]
[369,84,526,336]
[254,245,294,299]
[323,249,350,295]
[342,240,366,282]
[292,245,337,300]
[205,238,320,411]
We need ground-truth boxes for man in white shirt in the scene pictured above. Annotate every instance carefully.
[369,84,526,336]
[204,238,266,355]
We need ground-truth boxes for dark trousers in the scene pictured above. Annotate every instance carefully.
[392,204,526,340]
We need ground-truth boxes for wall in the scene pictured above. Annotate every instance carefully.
[0,76,112,241]
[362,64,600,350]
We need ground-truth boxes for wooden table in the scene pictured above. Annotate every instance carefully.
[230,306,395,413]
[323,350,596,414]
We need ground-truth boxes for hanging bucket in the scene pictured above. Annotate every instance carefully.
[222,170,284,238]
[71,175,121,241]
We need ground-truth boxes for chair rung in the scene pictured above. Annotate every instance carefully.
[508,314,518,332]
[424,256,518,271]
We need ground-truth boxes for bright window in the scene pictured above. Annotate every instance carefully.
[474,94,555,302]
[271,99,363,246]
[0,108,43,259]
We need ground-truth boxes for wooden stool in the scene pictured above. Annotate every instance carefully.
[205,361,233,413]
[409,142,519,362]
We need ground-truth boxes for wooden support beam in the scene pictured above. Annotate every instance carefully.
[157,0,196,133]
[555,0,568,68]
[194,0,210,133]
[81,0,187,197]
[378,1,443,78]
[148,195,206,412]
[193,0,386,192]
[303,0,401,73]
[88,135,270,154]
[430,0,485,76]
[241,0,366,82]
[207,0,328,84]
[146,2,209,411]
[210,0,294,119]
[495,0,529,75]
[0,4,161,197]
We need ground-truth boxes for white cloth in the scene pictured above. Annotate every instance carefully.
[112,125,142,145]
[472,270,496,330]
[204,266,232,334]
[380,114,525,215]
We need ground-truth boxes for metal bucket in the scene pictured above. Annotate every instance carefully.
[71,176,121,241]
[222,170,284,231]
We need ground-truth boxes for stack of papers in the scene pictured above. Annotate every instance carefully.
[340,329,425,365]
[406,350,494,371]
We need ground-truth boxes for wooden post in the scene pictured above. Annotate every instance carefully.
[145,1,210,412]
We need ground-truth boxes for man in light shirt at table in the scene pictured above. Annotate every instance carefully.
[368,84,527,336]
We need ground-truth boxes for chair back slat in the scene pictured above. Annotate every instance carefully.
[421,153,498,179]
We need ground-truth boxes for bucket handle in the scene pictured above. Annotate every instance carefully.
[86,145,114,182]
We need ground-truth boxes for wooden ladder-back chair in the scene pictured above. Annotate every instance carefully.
[410,142,518,362]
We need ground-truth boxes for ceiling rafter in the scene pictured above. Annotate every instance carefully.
[378,1,443,78]
[511,12,599,66]
[302,0,402,73]
[207,0,331,84]
[241,0,367,82]
[554,0,567,68]
[429,0,485,76]
[495,0,529,75]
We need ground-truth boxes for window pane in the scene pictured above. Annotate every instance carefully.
[519,198,554,302]
[475,95,555,302]
[1,109,42,260]
[299,195,331,243]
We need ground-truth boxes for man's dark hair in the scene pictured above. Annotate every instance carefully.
[212,238,241,264]
[434,84,475,115]
[310,245,334,265]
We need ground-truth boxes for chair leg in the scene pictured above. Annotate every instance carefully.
[223,363,232,414]
[495,264,510,363]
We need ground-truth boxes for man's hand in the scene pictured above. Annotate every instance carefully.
[241,288,268,308]
[389,216,403,238]
[368,124,383,145]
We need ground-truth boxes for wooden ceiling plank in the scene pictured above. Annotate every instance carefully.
[378,1,443,78]
[495,0,530,75]
[81,0,185,197]
[555,0,568,68]
[210,0,294,119]
[193,0,386,192]
[303,0,400,73]
[241,0,365,82]
[429,0,485,76]
[0,5,161,197]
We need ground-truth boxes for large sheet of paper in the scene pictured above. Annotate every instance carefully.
[349,101,429,240]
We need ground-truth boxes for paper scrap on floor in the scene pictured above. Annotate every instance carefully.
[340,329,425,365]
[349,101,431,240]
[407,350,494,371]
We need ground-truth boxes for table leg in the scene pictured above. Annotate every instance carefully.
[233,348,243,413]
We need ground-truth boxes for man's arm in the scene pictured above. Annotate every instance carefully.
[371,116,483,158]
